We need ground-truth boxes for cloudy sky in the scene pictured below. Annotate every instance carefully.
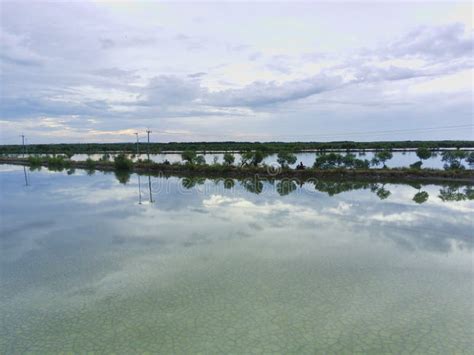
[0,1,472,144]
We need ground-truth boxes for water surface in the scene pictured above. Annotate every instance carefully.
[1,165,472,353]
[8,150,459,169]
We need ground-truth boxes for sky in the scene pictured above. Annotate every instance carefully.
[0,0,473,144]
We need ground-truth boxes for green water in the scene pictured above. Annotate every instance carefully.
[1,165,472,353]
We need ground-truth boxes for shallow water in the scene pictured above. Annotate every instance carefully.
[73,151,450,169]
[10,150,458,169]
[1,165,473,353]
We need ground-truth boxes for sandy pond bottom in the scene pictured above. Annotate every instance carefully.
[0,165,472,353]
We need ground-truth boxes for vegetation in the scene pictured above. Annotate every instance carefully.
[416,147,432,161]
[441,150,468,170]
[313,152,371,169]
[99,153,111,162]
[175,175,472,202]
[468,152,474,169]
[223,152,235,166]
[371,149,393,168]
[409,161,423,169]
[28,156,43,167]
[413,191,429,204]
[114,154,133,171]
[370,184,391,199]
[241,178,263,194]
[2,140,473,155]
[195,155,206,165]
[85,158,96,170]
[277,151,297,168]
[13,151,474,201]
[114,170,131,184]
[1,151,473,185]
[438,185,473,201]
[276,179,298,196]
[181,150,197,164]
[240,150,267,167]
[181,177,205,189]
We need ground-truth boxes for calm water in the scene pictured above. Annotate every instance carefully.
[1,165,473,353]
[8,150,458,168]
[70,151,449,169]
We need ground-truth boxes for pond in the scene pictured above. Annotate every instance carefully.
[7,150,463,169]
[74,151,450,169]
[1,165,473,353]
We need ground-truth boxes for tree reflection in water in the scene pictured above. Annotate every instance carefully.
[438,185,474,201]
[115,172,474,203]
[413,191,429,204]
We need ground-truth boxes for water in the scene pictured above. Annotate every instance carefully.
[10,150,457,169]
[1,165,473,353]
[73,151,448,169]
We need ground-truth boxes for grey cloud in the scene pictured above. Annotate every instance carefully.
[382,23,473,60]
[188,72,207,78]
[92,67,139,79]
[354,65,429,82]
[142,75,204,106]
[265,54,293,74]
[0,0,471,143]
[206,73,344,107]
[99,38,115,50]
[0,30,44,66]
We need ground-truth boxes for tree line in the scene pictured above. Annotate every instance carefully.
[2,140,474,155]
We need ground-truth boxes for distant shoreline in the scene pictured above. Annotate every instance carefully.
[2,157,473,184]
[1,140,473,155]
[3,148,474,155]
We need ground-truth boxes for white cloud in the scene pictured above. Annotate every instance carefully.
[0,1,472,143]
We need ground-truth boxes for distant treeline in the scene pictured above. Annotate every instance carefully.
[1,140,473,154]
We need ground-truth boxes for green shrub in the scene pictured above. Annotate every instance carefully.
[442,150,467,170]
[46,155,70,170]
[28,155,43,167]
[416,147,432,161]
[195,155,206,165]
[314,153,344,169]
[371,149,393,168]
[181,150,197,164]
[223,152,235,166]
[277,151,297,168]
[85,158,96,170]
[114,154,133,171]
[410,161,423,169]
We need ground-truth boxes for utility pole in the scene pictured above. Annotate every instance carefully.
[134,132,139,156]
[20,134,26,157]
[148,175,154,203]
[23,166,29,186]
[146,129,152,161]
[137,175,142,205]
